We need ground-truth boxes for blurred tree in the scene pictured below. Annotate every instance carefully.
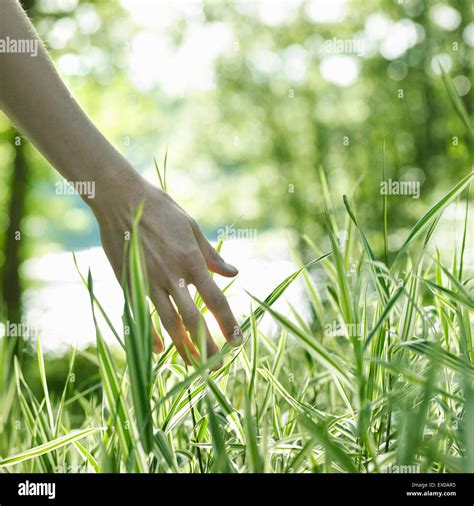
[0,0,36,384]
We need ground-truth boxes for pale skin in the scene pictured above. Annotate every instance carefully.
[0,0,242,368]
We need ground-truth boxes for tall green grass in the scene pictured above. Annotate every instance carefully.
[0,168,471,473]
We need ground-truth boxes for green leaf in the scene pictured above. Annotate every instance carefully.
[37,339,55,435]
[299,414,358,473]
[248,292,354,388]
[394,172,473,263]
[438,59,473,140]
[0,428,104,468]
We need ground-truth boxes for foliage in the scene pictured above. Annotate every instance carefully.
[0,169,472,473]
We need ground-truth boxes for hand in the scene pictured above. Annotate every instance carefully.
[0,0,242,369]
[92,170,242,369]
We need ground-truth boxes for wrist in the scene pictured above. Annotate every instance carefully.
[86,158,146,222]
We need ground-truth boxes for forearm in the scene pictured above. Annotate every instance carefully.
[0,0,242,365]
[0,0,140,212]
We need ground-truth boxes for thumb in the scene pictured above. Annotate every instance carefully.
[191,220,238,277]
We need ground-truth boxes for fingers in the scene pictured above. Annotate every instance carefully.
[193,271,243,347]
[171,285,222,370]
[152,325,164,354]
[152,288,200,366]
[191,220,238,278]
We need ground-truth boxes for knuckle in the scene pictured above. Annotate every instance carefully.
[162,276,175,291]
[208,247,220,261]
[188,258,205,276]
[177,247,200,267]
[191,265,209,284]
[160,312,179,329]
[206,289,224,309]
[181,309,201,325]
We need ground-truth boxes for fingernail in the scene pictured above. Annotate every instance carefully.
[225,262,238,275]
[231,326,243,347]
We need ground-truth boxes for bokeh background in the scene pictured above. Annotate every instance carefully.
[0,0,472,361]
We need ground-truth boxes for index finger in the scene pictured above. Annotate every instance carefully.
[194,273,243,347]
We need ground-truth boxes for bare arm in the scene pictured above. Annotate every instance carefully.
[0,0,242,367]
[0,0,135,201]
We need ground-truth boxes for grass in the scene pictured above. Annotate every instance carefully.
[0,69,472,474]
[0,170,471,474]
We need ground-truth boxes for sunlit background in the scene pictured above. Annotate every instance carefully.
[0,0,472,354]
